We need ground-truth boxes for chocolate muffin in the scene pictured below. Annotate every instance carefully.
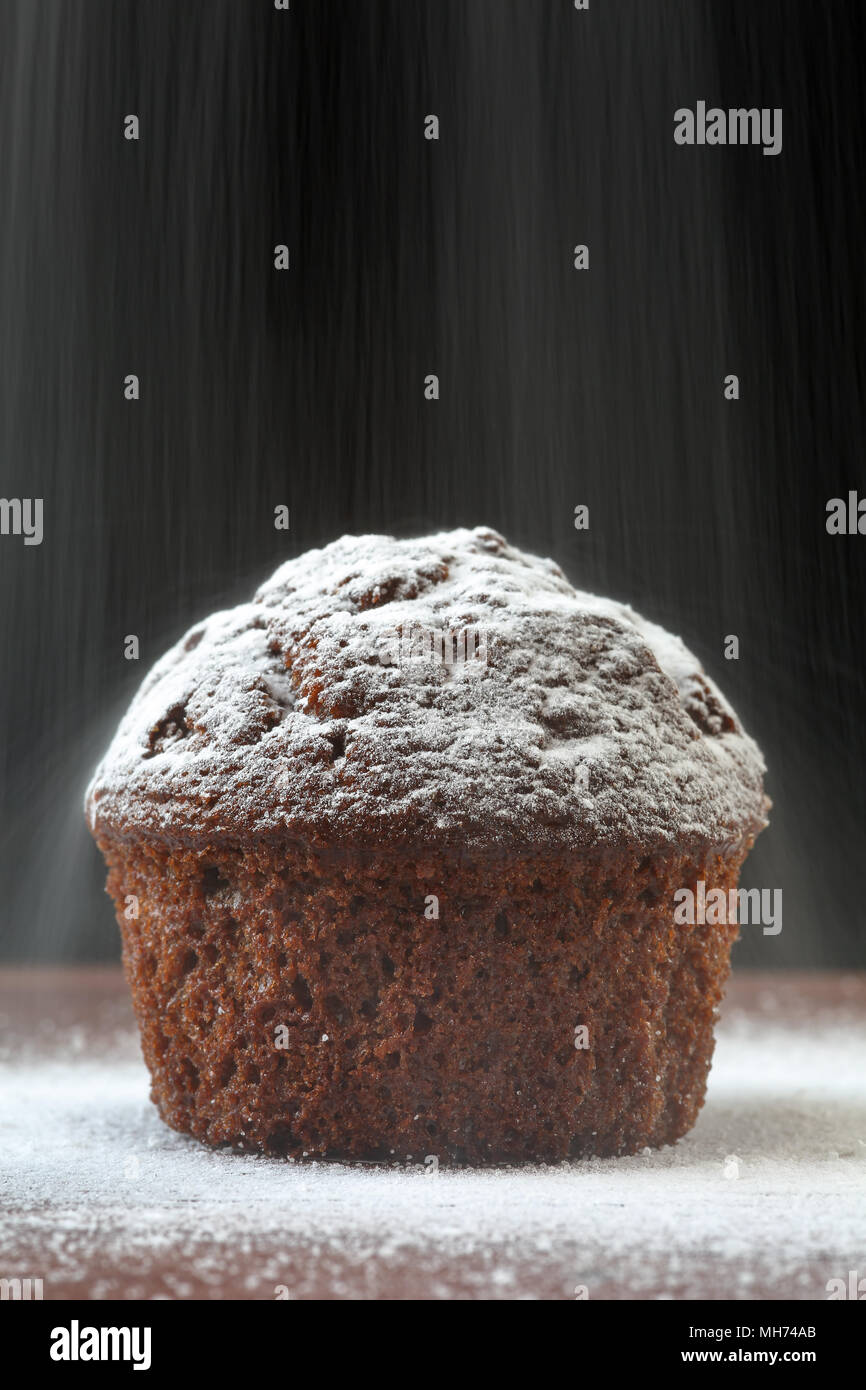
[86,526,768,1163]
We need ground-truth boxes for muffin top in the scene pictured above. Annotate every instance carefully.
[85,526,768,852]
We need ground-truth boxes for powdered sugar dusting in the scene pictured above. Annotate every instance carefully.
[2,978,863,1301]
[86,527,767,850]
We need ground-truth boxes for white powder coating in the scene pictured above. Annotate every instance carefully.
[2,987,864,1301]
[85,526,767,850]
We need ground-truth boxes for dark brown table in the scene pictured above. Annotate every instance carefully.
[2,968,864,1300]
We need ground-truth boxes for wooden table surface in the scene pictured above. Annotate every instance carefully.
[1,968,864,1301]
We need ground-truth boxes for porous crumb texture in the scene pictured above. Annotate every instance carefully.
[98,835,750,1163]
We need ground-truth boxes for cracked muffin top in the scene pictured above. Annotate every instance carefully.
[85,526,768,852]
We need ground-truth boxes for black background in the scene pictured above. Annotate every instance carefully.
[1,0,863,965]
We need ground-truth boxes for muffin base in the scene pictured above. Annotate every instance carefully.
[97,834,750,1164]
